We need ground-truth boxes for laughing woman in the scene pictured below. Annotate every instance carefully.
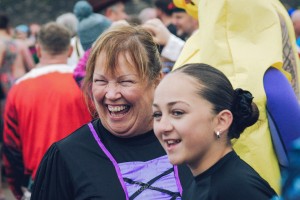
[153,63,277,200]
[31,25,193,200]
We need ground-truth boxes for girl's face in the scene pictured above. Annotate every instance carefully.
[92,52,156,137]
[153,73,219,171]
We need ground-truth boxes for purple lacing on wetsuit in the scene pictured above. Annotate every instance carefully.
[88,123,130,200]
[88,122,183,199]
[174,165,183,196]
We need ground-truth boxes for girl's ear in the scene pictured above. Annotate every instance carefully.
[214,109,233,134]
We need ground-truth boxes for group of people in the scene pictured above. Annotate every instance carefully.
[30,23,277,200]
[0,0,299,200]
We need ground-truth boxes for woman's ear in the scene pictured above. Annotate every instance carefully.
[215,110,233,134]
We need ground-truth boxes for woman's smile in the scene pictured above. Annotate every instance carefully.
[106,104,131,119]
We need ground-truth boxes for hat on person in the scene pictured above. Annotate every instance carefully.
[74,0,112,51]
[87,0,129,12]
[15,24,29,33]
[154,0,173,16]
[56,13,78,37]
[173,0,198,19]
[167,2,185,14]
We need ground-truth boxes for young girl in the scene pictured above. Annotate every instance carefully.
[153,63,277,199]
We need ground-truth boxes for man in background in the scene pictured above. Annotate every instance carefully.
[291,9,300,56]
[2,22,91,200]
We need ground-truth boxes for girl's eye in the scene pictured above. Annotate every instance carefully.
[172,110,184,116]
[152,111,162,119]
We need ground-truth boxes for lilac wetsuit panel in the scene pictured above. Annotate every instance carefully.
[118,155,181,200]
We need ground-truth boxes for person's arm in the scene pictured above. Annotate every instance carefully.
[263,67,300,151]
[143,18,185,62]
[31,143,72,200]
[18,41,35,71]
[0,42,5,68]
[161,34,185,62]
[2,91,24,200]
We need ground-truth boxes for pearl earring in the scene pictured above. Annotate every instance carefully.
[216,131,221,139]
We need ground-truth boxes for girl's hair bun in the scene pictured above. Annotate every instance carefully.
[230,88,259,138]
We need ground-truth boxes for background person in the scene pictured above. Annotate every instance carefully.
[88,0,128,22]
[169,2,198,41]
[72,0,112,86]
[153,63,277,200]
[142,2,198,73]
[56,12,81,68]
[0,14,35,98]
[2,22,91,200]
[138,7,156,24]
[0,13,35,200]
[154,0,178,37]
[291,9,300,55]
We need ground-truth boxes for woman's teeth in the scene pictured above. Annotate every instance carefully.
[108,105,127,112]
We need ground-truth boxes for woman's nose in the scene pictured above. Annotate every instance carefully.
[105,83,121,100]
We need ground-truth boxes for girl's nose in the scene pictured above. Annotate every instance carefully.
[156,115,173,134]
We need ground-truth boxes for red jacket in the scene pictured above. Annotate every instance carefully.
[3,64,92,199]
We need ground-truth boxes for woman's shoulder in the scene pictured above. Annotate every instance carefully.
[45,120,109,165]
[55,122,94,150]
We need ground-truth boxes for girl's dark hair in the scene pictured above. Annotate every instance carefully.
[174,63,259,139]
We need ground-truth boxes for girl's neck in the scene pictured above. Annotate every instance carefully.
[190,146,232,176]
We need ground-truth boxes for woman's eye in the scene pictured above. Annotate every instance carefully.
[94,79,107,85]
[122,80,134,83]
[120,80,134,86]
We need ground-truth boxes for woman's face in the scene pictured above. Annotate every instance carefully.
[92,52,156,137]
[153,73,218,170]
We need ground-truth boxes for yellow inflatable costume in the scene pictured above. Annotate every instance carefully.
[173,0,300,194]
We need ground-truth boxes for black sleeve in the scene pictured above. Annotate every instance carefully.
[31,143,73,200]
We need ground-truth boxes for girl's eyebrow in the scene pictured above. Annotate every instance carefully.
[153,101,190,108]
